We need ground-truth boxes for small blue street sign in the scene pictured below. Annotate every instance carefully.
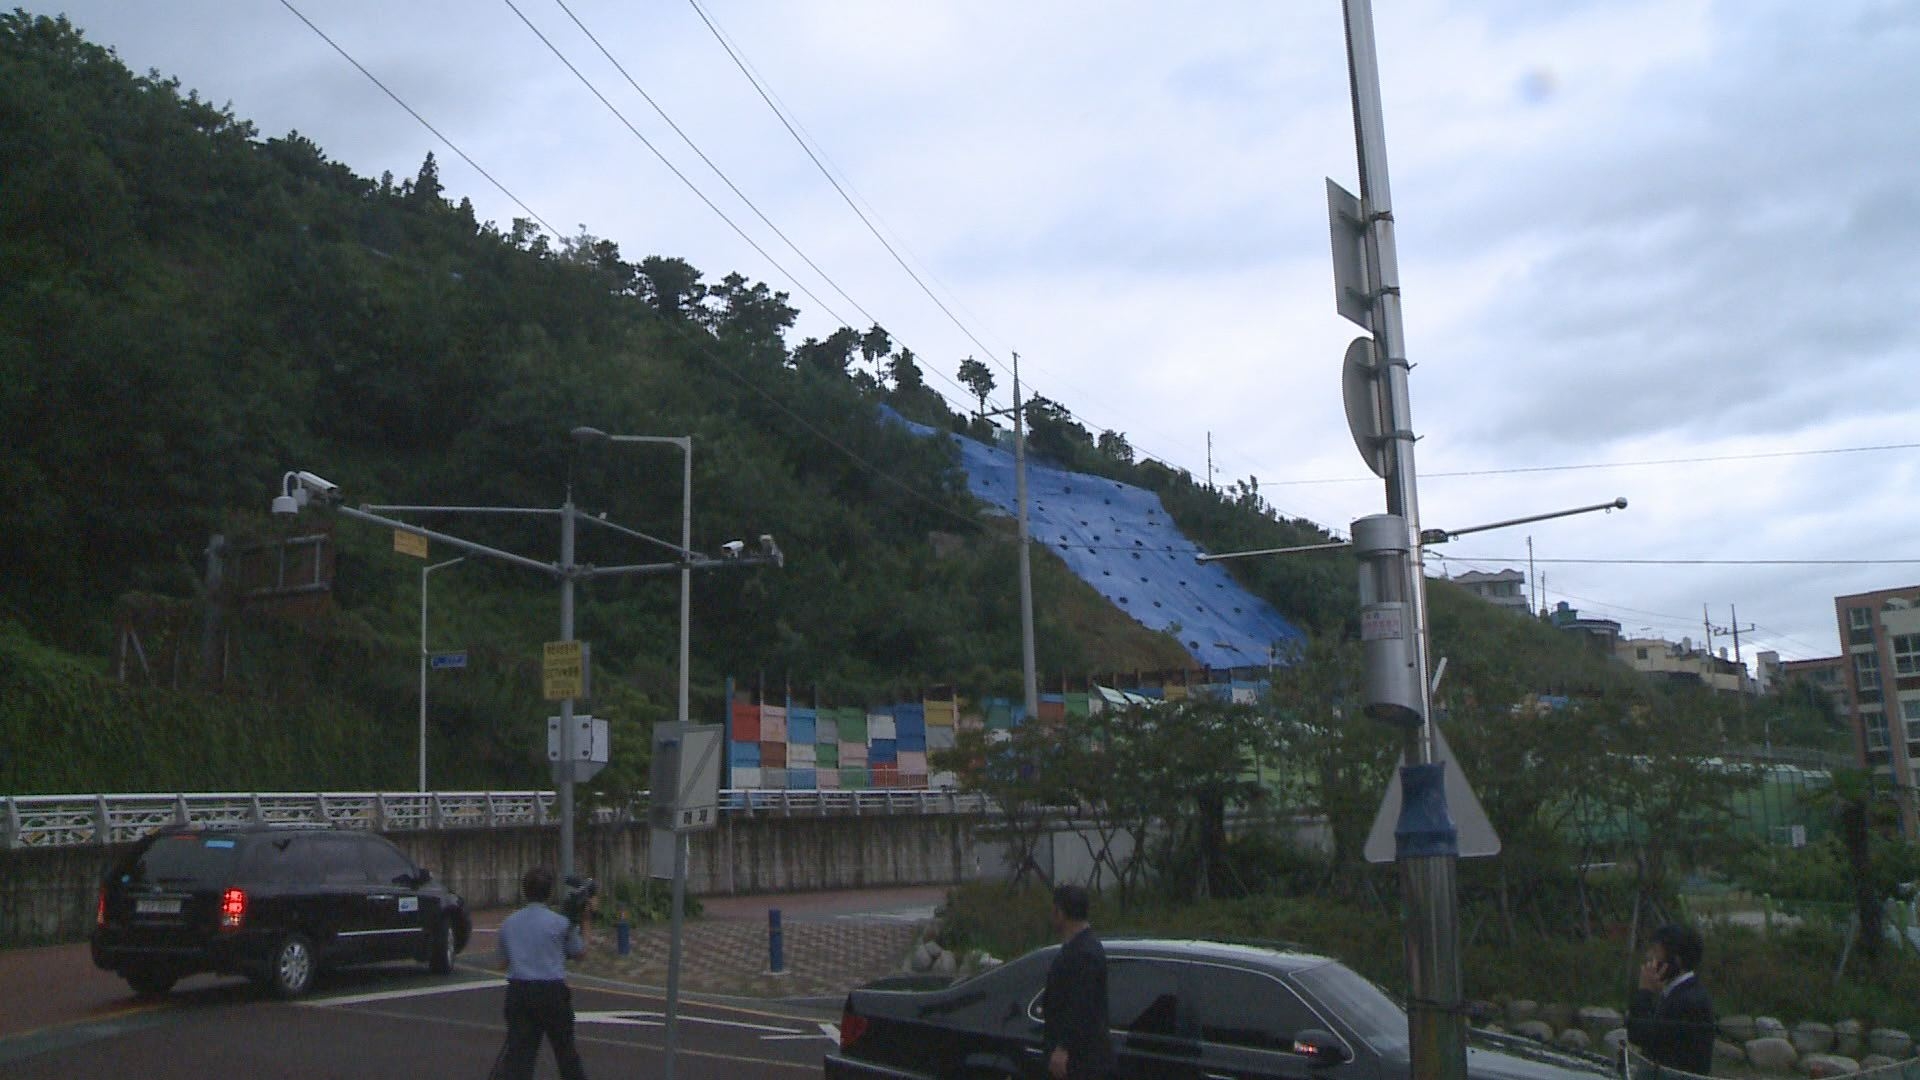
[429,651,468,670]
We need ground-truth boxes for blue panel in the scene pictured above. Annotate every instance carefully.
[787,768,817,790]
[788,716,816,745]
[870,738,898,763]
[897,731,927,753]
[882,406,1305,669]
[729,741,761,768]
[893,703,926,737]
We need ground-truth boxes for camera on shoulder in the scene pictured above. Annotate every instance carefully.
[559,875,598,921]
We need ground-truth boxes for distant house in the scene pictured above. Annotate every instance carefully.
[1548,601,1620,657]
[1615,633,1749,694]
[1452,569,1529,615]
[1830,585,1920,839]
[1781,654,1847,714]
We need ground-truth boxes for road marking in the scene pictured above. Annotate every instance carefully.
[322,1005,819,1073]
[577,1009,804,1036]
[307,977,504,1007]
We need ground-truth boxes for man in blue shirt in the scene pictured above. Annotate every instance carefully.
[491,866,590,1080]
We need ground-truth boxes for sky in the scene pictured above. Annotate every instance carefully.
[31,0,1920,664]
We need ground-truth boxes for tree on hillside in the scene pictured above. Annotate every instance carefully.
[1096,429,1134,465]
[794,326,861,376]
[637,255,704,318]
[957,356,995,417]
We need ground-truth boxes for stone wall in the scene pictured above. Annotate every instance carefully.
[1,811,1000,947]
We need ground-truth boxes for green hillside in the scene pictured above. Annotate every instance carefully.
[0,13,1653,794]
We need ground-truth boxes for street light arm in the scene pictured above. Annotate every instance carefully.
[1419,497,1627,545]
[576,512,696,560]
[1195,539,1354,563]
[363,505,563,517]
[333,505,560,577]
[588,554,783,578]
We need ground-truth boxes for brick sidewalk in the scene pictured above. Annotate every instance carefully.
[571,918,924,1000]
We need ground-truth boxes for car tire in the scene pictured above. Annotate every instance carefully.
[263,932,317,999]
[124,967,177,997]
[428,918,457,975]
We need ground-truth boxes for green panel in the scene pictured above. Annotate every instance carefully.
[840,767,869,790]
[838,710,869,742]
[815,742,840,767]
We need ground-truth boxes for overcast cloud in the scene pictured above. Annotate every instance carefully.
[28,0,1920,664]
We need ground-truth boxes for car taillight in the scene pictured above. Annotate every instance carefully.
[220,888,247,930]
[96,887,106,928]
[839,1008,868,1050]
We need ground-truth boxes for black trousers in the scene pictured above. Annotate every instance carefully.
[492,979,587,1080]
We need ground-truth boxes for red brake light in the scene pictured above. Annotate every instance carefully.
[96,887,106,928]
[220,888,247,929]
[839,1008,869,1050]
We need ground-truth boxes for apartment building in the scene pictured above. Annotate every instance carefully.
[1616,634,1750,694]
[1833,585,1920,838]
[1452,569,1530,615]
[1780,655,1848,714]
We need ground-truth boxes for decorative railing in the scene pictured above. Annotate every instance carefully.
[1,788,994,849]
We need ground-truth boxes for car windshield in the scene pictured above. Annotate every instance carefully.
[1292,961,1407,1054]
[125,834,240,886]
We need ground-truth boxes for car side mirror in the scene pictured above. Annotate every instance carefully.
[1292,1029,1351,1065]
[411,867,433,887]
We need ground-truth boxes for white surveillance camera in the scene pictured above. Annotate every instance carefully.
[720,540,746,559]
[295,471,341,501]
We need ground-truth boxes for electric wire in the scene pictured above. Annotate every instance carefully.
[277,0,561,240]
[684,0,1288,517]
[549,0,879,329]
[1262,441,1920,486]
[500,0,861,331]
[278,1,1006,543]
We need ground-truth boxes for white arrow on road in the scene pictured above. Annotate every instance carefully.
[575,1010,828,1040]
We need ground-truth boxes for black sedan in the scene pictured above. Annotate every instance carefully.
[826,938,1611,1080]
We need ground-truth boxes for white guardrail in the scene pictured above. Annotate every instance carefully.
[0,789,994,850]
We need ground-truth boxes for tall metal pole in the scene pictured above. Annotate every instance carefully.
[1342,4,1464,1080]
[419,556,463,792]
[558,495,578,882]
[1011,351,1039,718]
[665,438,692,1080]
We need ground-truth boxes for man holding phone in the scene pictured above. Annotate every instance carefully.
[1628,923,1716,1075]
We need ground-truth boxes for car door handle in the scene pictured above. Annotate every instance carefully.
[1204,1074,1235,1080]
[368,893,394,901]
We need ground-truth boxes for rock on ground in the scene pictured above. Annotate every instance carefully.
[1746,1037,1799,1073]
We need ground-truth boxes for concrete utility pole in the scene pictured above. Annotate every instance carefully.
[984,354,1041,720]
[1336,4,1466,1080]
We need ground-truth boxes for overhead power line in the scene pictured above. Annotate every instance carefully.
[278,1,998,542]
[1262,441,1920,486]
[1447,556,1920,567]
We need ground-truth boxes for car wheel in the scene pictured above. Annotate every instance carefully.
[428,918,457,975]
[124,967,177,997]
[263,933,317,999]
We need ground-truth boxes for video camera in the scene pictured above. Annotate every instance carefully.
[559,874,598,921]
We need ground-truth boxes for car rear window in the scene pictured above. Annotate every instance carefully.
[123,833,242,887]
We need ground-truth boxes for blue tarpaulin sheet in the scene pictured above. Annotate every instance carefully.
[884,408,1305,669]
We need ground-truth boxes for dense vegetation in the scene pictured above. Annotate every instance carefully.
[0,14,1837,800]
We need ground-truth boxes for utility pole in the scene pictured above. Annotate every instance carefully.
[1526,536,1536,614]
[1207,431,1216,491]
[984,354,1041,720]
[1332,4,1466,1080]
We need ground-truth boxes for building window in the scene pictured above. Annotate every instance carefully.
[1904,698,1920,742]
[1850,607,1872,631]
[1856,651,1881,691]
[1894,634,1920,677]
[1636,647,1649,660]
[1865,711,1890,751]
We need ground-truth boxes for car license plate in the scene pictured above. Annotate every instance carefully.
[136,898,182,915]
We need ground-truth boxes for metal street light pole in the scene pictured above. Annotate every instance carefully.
[1012,352,1039,719]
[568,426,696,1080]
[419,556,464,792]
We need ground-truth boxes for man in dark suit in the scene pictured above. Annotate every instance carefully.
[1628,923,1717,1075]
[1043,884,1116,1080]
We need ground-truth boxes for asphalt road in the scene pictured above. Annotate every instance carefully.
[0,962,838,1078]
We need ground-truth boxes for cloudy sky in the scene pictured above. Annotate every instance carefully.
[33,0,1920,663]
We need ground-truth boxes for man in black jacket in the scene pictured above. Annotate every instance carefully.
[1042,884,1116,1080]
[1628,923,1716,1075]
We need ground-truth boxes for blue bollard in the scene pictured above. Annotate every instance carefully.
[768,908,784,973]
[616,916,631,956]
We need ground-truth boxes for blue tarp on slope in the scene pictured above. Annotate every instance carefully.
[885,408,1305,669]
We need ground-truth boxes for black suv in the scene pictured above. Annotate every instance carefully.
[91,825,472,999]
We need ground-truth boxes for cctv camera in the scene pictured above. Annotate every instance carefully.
[295,471,341,501]
[720,540,746,559]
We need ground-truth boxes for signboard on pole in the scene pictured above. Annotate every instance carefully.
[428,651,467,670]
[1327,178,1372,331]
[542,640,589,701]
[393,529,429,559]
[548,715,608,763]
[648,722,723,833]
[1363,721,1500,863]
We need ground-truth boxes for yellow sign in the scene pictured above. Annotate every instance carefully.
[542,640,588,701]
[393,529,429,559]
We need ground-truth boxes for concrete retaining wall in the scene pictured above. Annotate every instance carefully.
[1,812,999,947]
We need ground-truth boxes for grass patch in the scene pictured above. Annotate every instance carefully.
[937,883,1920,1031]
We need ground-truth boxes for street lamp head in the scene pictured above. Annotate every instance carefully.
[720,539,745,559]
[759,534,783,567]
[570,426,611,446]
